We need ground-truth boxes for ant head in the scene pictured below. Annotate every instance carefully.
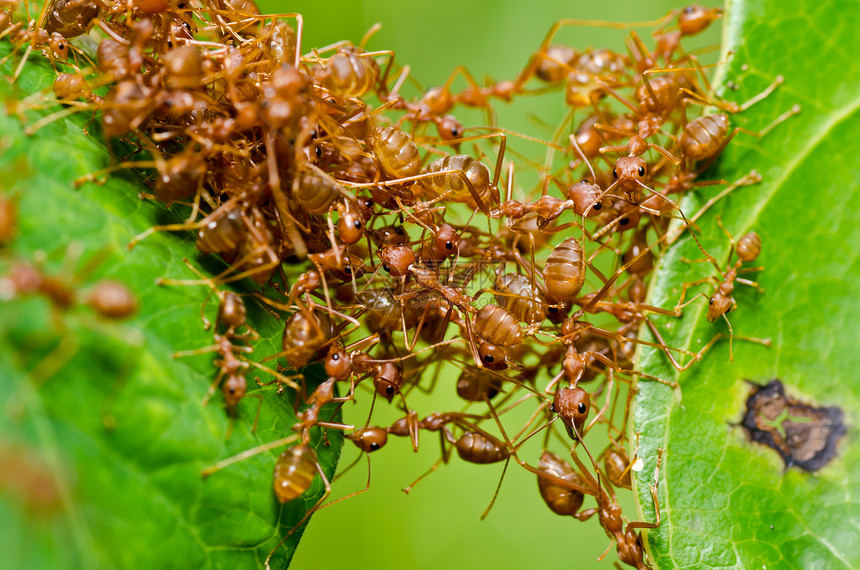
[736,232,762,263]
[48,32,69,60]
[349,426,388,453]
[354,194,375,221]
[567,180,603,218]
[707,292,733,322]
[222,374,247,409]
[612,156,647,194]
[337,207,364,245]
[373,362,403,402]
[553,386,591,438]
[433,223,460,257]
[478,341,508,371]
[325,345,353,380]
[372,225,409,247]
[379,245,415,277]
[678,5,724,36]
[611,201,642,233]
[434,114,463,144]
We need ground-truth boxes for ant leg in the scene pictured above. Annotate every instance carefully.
[644,318,699,373]
[626,449,663,531]
[479,457,511,520]
[674,281,716,312]
[665,171,762,245]
[402,430,452,494]
[484,396,595,495]
[200,434,301,478]
[264,461,331,570]
[201,370,227,406]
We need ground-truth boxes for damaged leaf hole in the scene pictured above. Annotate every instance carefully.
[741,379,846,471]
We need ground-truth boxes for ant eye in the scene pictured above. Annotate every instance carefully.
[354,220,362,229]
[578,402,587,414]
[364,200,373,208]
[395,227,405,235]
[581,179,589,184]
[332,353,340,360]
[370,443,380,450]
[620,216,630,226]
[344,266,352,274]
[382,264,390,272]
[315,146,322,158]
[708,297,715,305]
[638,166,646,177]
[483,354,494,363]
[593,202,602,211]
[613,169,618,179]
[445,241,453,250]
[385,385,395,394]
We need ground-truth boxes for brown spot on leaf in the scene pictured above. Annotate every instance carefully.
[741,379,846,471]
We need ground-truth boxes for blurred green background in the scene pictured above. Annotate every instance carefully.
[250,1,718,570]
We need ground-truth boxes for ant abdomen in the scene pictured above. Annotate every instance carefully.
[680,113,729,162]
[736,232,762,262]
[544,237,586,304]
[321,48,380,98]
[273,445,318,503]
[474,304,523,347]
[455,432,509,464]
[456,366,503,402]
[44,0,100,39]
[537,451,586,517]
[371,126,421,180]
[196,209,247,255]
[416,154,492,208]
[494,273,547,324]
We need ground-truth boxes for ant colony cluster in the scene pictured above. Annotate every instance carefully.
[1,1,799,568]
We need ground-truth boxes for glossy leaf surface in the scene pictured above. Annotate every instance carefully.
[634,0,860,567]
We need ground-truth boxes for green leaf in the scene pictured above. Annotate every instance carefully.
[634,0,860,567]
[0,43,341,569]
